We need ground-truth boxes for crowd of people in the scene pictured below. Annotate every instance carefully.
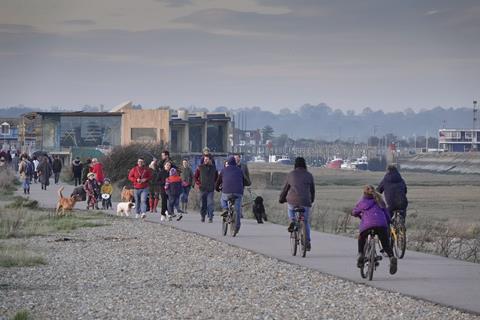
[4,146,409,273]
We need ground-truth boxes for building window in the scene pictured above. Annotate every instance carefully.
[443,131,461,139]
[464,131,473,141]
[131,128,157,142]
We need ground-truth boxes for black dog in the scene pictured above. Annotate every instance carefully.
[253,196,267,224]
[71,186,87,202]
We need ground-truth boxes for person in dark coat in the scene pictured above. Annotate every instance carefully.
[215,156,244,235]
[81,158,92,184]
[194,154,218,223]
[52,155,62,184]
[72,157,83,186]
[37,157,52,190]
[279,157,315,251]
[377,165,408,219]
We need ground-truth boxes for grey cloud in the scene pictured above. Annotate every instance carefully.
[153,0,193,7]
[62,19,96,26]
[0,24,35,32]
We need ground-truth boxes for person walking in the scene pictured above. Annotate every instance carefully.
[90,158,105,185]
[84,172,100,210]
[165,167,184,221]
[234,153,251,187]
[52,155,62,184]
[32,156,39,183]
[180,158,193,213]
[72,157,83,186]
[194,154,218,223]
[18,154,32,194]
[37,156,52,190]
[128,158,152,219]
[148,160,161,213]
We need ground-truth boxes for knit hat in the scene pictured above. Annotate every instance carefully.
[87,172,96,178]
[169,168,177,176]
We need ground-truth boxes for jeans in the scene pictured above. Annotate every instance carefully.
[22,177,30,191]
[168,195,180,215]
[221,193,243,231]
[180,186,191,203]
[134,188,148,214]
[54,172,60,184]
[288,204,311,242]
[200,191,214,219]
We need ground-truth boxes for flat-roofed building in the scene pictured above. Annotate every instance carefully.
[438,129,480,152]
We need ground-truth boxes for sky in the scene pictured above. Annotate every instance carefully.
[0,0,479,112]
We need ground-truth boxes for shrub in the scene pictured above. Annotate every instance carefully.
[0,167,17,194]
[102,142,165,185]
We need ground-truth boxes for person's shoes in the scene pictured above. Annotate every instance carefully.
[160,215,166,222]
[357,253,365,268]
[257,221,263,224]
[201,216,205,223]
[221,210,228,217]
[233,228,239,237]
[177,209,185,214]
[176,214,183,221]
[135,214,140,219]
[306,241,311,251]
[141,213,146,219]
[389,257,398,275]
[208,218,213,223]
[287,222,295,233]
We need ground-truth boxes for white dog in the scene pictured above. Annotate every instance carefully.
[116,202,135,217]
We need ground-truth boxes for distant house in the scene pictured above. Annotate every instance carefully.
[438,129,480,152]
[0,118,20,150]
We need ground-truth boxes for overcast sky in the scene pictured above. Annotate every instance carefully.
[0,0,479,112]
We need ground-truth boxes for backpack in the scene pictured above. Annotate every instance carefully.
[25,160,34,177]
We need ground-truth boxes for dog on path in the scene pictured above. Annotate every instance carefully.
[121,186,135,202]
[56,186,80,216]
[117,202,135,217]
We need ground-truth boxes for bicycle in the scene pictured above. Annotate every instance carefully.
[390,210,406,259]
[289,207,308,258]
[222,195,238,237]
[360,229,383,281]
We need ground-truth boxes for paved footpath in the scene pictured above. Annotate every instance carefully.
[19,182,480,315]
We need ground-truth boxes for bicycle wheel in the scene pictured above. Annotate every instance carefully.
[290,231,298,256]
[222,216,228,236]
[229,208,236,237]
[367,237,376,281]
[360,241,369,279]
[299,221,307,258]
[397,222,407,259]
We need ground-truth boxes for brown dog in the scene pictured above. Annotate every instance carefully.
[121,186,135,202]
[56,186,79,216]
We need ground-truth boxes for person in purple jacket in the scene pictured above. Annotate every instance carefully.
[352,185,397,275]
[216,156,244,236]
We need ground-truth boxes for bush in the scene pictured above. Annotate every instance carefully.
[102,142,165,185]
[0,167,17,195]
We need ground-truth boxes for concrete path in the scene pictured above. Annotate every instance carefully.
[16,182,480,315]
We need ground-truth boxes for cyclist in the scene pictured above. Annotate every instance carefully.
[279,157,315,251]
[377,164,408,220]
[352,185,397,275]
[215,156,244,235]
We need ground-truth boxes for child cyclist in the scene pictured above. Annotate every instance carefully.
[352,185,397,275]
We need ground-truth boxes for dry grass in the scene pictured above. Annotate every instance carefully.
[0,243,46,267]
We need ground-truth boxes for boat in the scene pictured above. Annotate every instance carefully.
[326,156,343,169]
[250,155,266,163]
[353,155,368,170]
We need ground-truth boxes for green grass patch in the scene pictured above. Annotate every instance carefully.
[5,196,39,210]
[0,209,110,239]
[0,244,45,268]
[12,309,31,320]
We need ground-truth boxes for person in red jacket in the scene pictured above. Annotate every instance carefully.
[90,158,105,185]
[128,158,152,219]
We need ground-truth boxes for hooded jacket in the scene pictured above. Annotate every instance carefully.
[352,196,391,233]
[377,169,408,211]
[279,167,315,207]
[216,157,244,194]
[72,159,83,177]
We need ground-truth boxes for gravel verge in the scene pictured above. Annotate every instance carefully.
[1,217,478,320]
